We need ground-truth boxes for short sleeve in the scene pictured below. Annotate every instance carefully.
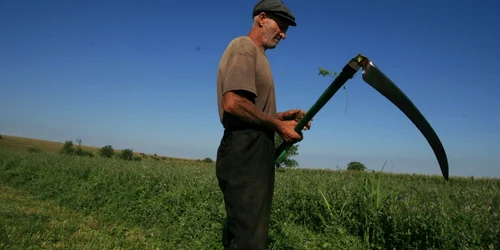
[221,38,257,98]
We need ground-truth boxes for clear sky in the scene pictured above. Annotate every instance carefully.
[1,0,499,178]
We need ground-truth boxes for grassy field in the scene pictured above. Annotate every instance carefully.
[0,134,198,163]
[0,136,499,249]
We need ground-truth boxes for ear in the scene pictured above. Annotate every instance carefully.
[256,12,267,27]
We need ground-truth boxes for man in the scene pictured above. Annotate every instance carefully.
[215,0,311,249]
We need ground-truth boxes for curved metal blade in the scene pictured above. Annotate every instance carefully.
[362,60,449,181]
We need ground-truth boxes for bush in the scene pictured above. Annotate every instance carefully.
[119,149,134,161]
[99,145,115,158]
[75,147,94,157]
[60,141,75,155]
[202,157,213,163]
[59,139,93,157]
[346,161,367,171]
[27,147,43,153]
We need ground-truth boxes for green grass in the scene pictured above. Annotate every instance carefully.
[0,149,498,249]
[0,184,147,249]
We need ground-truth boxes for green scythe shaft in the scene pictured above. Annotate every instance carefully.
[274,55,365,162]
[274,54,449,181]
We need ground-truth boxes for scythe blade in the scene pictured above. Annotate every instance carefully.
[361,60,449,180]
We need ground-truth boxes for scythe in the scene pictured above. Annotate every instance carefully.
[274,54,449,181]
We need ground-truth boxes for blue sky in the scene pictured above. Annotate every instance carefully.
[1,0,499,178]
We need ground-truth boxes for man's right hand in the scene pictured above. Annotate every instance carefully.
[276,120,303,144]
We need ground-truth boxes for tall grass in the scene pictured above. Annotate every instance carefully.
[0,149,498,249]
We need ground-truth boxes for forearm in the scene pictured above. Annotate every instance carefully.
[224,93,280,131]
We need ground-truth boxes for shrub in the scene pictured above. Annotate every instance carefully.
[27,147,43,153]
[99,145,115,158]
[58,139,93,157]
[346,161,367,171]
[75,147,94,157]
[202,157,213,163]
[119,149,134,161]
[60,141,75,155]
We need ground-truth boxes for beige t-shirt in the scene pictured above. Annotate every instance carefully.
[217,36,277,130]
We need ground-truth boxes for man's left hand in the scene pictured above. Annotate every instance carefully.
[279,109,312,130]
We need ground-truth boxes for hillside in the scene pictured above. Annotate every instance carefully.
[0,134,199,163]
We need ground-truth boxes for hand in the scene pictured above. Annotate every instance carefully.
[276,120,303,144]
[279,109,312,131]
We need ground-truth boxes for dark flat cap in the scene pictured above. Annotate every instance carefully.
[252,0,296,26]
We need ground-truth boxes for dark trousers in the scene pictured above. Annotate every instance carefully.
[216,128,276,250]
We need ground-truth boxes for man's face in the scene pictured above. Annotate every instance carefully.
[260,13,289,49]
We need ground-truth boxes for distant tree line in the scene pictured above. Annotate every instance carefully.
[23,135,367,170]
[58,139,145,161]
[55,138,217,163]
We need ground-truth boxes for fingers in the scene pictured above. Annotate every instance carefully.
[301,121,312,131]
[293,132,303,143]
[281,109,308,121]
[287,108,306,114]
[283,131,303,143]
[285,135,301,144]
[290,109,302,115]
[281,109,299,121]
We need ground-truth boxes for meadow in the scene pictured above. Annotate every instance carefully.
[0,136,498,249]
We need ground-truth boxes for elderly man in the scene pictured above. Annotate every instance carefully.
[215,0,310,249]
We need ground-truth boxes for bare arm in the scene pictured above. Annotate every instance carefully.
[223,90,280,131]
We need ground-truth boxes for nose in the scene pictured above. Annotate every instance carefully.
[280,32,286,40]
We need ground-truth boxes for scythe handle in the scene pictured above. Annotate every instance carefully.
[274,55,368,162]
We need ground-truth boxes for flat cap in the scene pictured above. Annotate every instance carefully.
[252,0,296,26]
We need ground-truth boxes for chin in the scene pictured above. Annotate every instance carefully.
[266,43,278,49]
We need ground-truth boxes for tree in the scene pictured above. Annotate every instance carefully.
[76,138,82,147]
[346,161,367,171]
[274,133,299,169]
